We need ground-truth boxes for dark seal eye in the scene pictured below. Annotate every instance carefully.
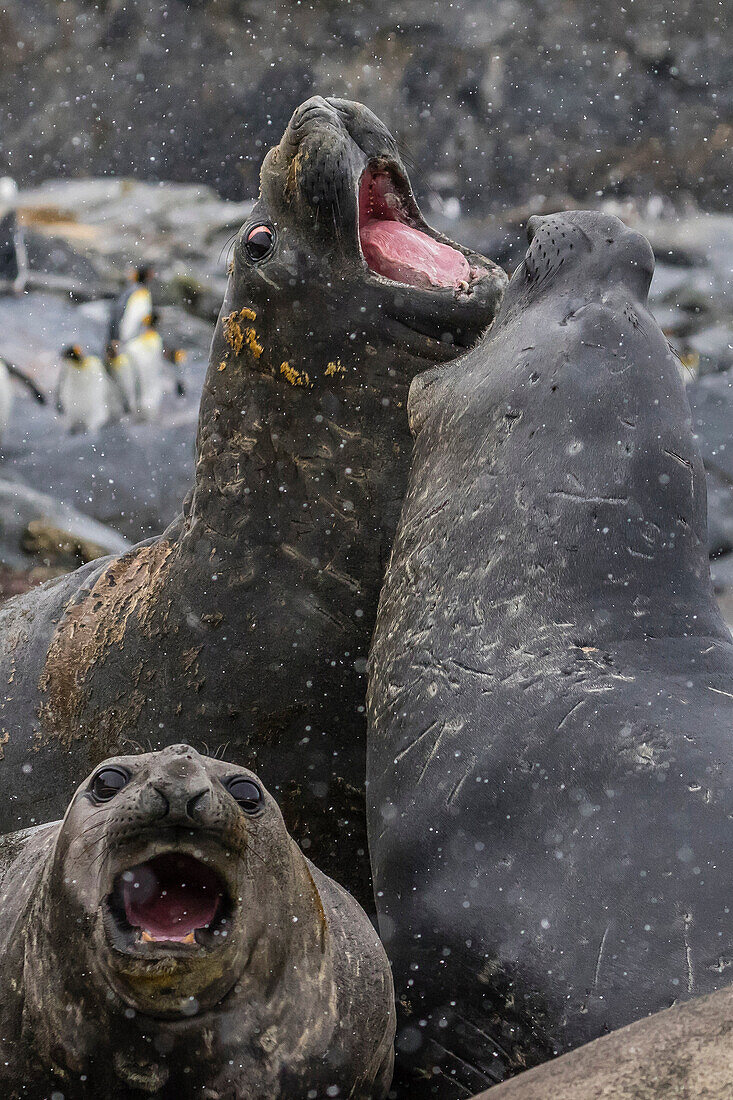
[244,224,275,262]
[90,767,129,802]
[227,777,263,813]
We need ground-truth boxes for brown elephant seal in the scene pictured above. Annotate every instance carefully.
[0,97,505,904]
[473,982,733,1099]
[367,211,733,1095]
[0,743,395,1099]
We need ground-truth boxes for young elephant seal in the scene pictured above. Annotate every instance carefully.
[0,97,505,903]
[0,743,395,1099]
[367,211,733,1096]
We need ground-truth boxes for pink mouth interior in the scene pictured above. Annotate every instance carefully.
[122,853,223,942]
[359,168,471,290]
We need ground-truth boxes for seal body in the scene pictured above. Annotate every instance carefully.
[473,984,733,1100]
[0,97,505,903]
[0,744,395,1100]
[367,212,733,1095]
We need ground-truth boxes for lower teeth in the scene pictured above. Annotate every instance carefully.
[141,929,196,945]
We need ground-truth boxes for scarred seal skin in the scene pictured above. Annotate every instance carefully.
[471,983,733,1100]
[0,97,506,903]
[0,744,395,1100]
[367,211,733,1096]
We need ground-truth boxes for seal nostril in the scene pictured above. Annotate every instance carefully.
[152,785,170,815]
[152,784,209,820]
[186,789,209,819]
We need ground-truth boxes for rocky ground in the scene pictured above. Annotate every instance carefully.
[0,1,729,215]
[0,178,731,623]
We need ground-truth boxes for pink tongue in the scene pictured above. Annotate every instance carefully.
[123,855,222,941]
[360,219,471,290]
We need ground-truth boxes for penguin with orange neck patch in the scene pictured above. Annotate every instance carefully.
[108,264,154,345]
[56,344,110,433]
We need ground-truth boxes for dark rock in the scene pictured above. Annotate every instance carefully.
[0,0,729,212]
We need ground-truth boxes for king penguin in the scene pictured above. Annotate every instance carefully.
[108,265,154,345]
[56,345,111,434]
[104,339,136,419]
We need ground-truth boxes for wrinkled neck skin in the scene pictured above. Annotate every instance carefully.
[406,269,727,656]
[15,840,335,1098]
[183,263,460,552]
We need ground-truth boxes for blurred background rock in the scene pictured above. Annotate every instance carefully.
[0,0,731,611]
[0,0,729,215]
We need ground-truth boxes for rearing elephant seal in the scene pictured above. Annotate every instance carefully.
[367,211,733,1096]
[0,97,505,903]
[0,743,395,1099]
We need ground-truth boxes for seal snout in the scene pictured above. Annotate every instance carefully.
[147,744,218,825]
[151,779,212,824]
[284,95,342,145]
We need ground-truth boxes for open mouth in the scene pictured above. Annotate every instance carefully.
[358,164,483,292]
[108,852,230,952]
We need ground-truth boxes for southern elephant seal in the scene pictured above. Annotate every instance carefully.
[0,96,506,904]
[367,211,733,1095]
[0,743,395,1099]
[472,981,733,1099]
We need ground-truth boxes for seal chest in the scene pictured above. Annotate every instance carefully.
[0,745,395,1099]
[472,982,733,1099]
[367,210,733,1095]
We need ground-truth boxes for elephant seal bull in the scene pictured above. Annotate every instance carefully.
[0,744,395,1099]
[367,211,733,1095]
[0,96,505,904]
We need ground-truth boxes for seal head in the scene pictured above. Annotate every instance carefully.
[202,93,506,430]
[232,95,504,359]
[4,745,395,1098]
[58,745,278,1017]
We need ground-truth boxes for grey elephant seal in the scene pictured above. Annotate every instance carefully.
[474,983,733,1100]
[0,743,395,1099]
[367,211,733,1095]
[0,96,505,904]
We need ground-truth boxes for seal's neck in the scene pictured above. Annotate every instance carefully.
[409,296,726,650]
[181,293,422,559]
